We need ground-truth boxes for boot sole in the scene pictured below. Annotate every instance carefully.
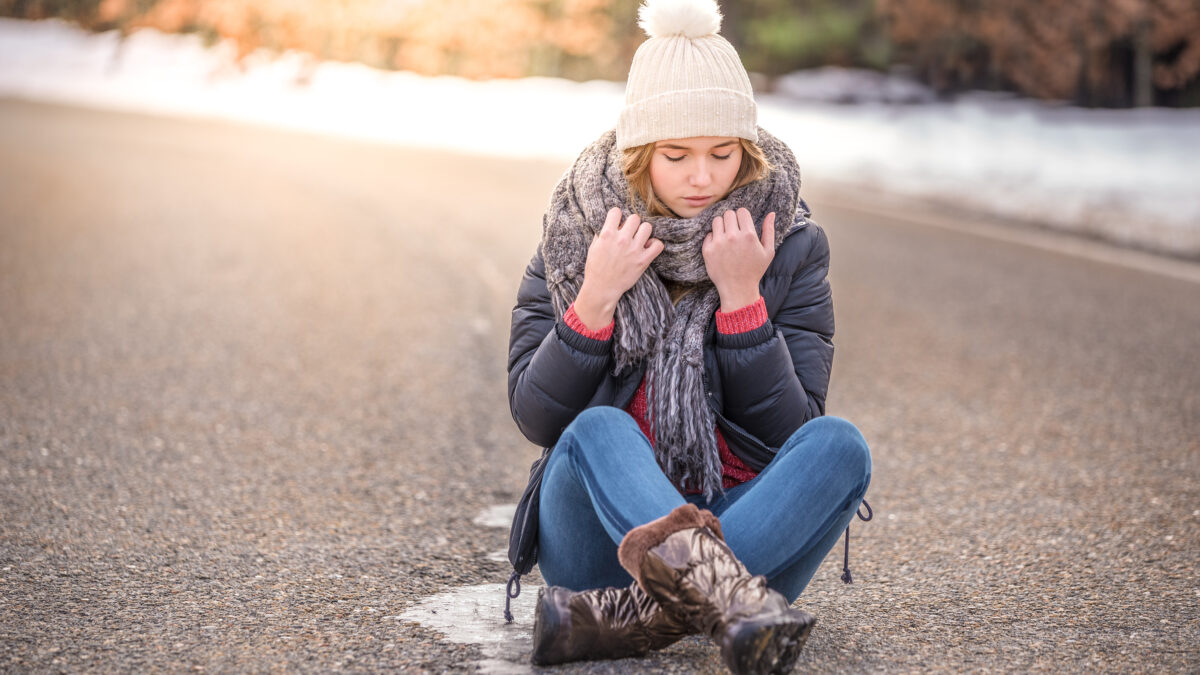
[724,610,816,675]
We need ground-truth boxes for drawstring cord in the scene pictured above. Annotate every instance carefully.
[503,571,522,623]
[841,499,874,584]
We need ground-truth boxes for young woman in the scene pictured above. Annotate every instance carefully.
[506,0,871,672]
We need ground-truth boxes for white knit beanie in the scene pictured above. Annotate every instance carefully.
[616,0,757,151]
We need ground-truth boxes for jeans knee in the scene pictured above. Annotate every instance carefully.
[566,406,634,437]
[557,406,643,465]
[803,416,872,484]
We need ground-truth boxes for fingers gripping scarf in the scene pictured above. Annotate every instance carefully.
[542,127,803,499]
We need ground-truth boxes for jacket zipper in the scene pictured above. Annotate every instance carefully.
[702,372,774,469]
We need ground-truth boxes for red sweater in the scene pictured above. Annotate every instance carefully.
[563,297,769,490]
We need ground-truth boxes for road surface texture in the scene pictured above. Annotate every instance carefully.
[2,98,1197,672]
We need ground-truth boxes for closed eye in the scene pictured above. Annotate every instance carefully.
[667,152,729,162]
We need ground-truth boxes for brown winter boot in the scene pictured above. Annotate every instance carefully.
[617,503,816,675]
[529,581,694,666]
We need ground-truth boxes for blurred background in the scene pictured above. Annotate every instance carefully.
[5,0,1200,106]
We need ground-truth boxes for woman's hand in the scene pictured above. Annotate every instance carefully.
[702,208,776,312]
[574,207,664,331]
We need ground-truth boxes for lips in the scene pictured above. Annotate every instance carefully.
[683,196,711,205]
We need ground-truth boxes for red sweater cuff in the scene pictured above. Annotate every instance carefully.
[564,303,614,340]
[715,296,768,334]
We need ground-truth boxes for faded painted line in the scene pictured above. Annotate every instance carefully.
[474,503,518,529]
[399,583,536,673]
[393,505,532,671]
[474,504,517,564]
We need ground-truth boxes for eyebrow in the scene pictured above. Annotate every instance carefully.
[658,140,738,150]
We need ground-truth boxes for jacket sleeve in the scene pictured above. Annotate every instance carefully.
[507,247,614,447]
[712,222,834,448]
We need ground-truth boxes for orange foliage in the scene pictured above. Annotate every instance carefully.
[879,0,1200,104]
[76,0,620,79]
[1148,0,1200,89]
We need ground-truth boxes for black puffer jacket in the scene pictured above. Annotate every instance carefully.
[507,208,834,471]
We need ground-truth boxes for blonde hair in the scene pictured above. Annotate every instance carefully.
[621,138,771,218]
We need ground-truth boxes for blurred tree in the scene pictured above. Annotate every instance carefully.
[2,0,628,78]
[1,0,103,21]
[877,0,1200,106]
[736,0,890,75]
[3,0,1198,105]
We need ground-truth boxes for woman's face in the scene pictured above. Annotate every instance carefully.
[648,136,743,218]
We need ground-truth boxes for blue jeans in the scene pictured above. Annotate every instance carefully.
[537,406,871,603]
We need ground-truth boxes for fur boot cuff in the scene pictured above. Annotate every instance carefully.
[617,503,723,584]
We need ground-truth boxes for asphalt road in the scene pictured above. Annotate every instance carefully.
[1,98,1197,673]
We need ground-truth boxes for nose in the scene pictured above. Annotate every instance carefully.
[689,158,713,189]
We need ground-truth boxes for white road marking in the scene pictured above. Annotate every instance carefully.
[473,504,517,529]
[399,583,536,674]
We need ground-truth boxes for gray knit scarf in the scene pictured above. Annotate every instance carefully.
[542,127,803,499]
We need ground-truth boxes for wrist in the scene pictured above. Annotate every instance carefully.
[574,283,618,332]
[716,284,761,314]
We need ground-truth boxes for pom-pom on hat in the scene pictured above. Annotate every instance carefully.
[616,0,757,150]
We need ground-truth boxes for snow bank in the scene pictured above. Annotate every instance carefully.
[757,92,1200,256]
[774,66,935,104]
[2,18,1197,257]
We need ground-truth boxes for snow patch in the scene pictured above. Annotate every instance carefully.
[774,66,935,104]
